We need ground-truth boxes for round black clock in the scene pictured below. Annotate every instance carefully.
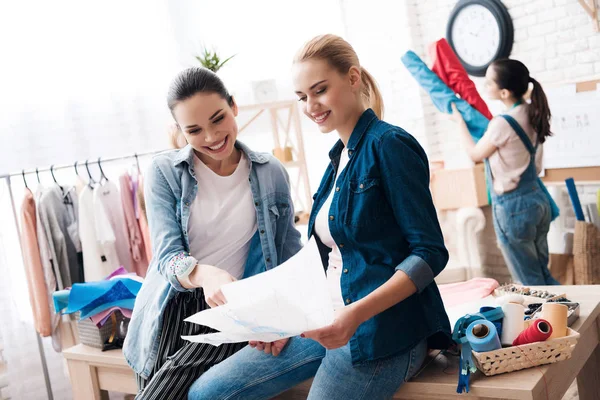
[446,0,514,77]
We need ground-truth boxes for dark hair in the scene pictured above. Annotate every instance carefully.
[167,67,233,112]
[490,59,552,144]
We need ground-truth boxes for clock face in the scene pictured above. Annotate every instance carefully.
[451,4,501,68]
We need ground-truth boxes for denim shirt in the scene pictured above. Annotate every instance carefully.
[124,142,302,378]
[308,109,452,364]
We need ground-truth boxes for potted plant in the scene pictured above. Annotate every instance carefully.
[195,47,235,73]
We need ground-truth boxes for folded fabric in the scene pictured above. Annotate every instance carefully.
[79,298,135,320]
[401,51,490,141]
[90,306,133,327]
[53,275,142,318]
[429,38,493,120]
[439,277,499,308]
[53,290,71,314]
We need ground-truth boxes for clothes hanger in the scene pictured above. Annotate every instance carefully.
[22,170,28,189]
[85,159,96,188]
[74,160,80,177]
[134,153,141,174]
[98,157,109,184]
[35,168,41,184]
[50,164,67,198]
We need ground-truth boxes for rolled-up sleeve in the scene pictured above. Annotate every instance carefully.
[378,129,449,292]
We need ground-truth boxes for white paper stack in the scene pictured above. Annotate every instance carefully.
[182,238,335,346]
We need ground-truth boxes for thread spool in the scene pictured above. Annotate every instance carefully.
[501,302,525,346]
[466,319,502,352]
[512,319,553,346]
[541,303,568,339]
[480,306,503,338]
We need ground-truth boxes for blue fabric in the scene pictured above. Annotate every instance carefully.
[53,277,140,319]
[123,141,303,379]
[64,277,141,314]
[401,51,490,141]
[53,290,70,314]
[306,109,452,365]
[488,116,560,285]
[188,337,428,400]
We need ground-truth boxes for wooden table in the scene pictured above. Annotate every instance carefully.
[64,285,599,400]
[63,345,136,400]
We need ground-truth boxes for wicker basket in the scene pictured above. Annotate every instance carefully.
[573,221,600,284]
[472,325,580,376]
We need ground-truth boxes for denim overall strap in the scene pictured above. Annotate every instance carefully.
[489,114,560,221]
[498,114,539,186]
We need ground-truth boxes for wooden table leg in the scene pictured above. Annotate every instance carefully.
[67,359,103,400]
[576,318,600,400]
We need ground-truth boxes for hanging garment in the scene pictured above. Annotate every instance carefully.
[79,185,120,281]
[401,50,490,139]
[37,185,83,287]
[95,181,133,272]
[428,38,493,120]
[20,188,53,336]
[120,173,149,277]
[137,174,153,262]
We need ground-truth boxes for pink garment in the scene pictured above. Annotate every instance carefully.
[137,174,153,263]
[438,278,499,308]
[120,173,149,277]
[90,306,133,327]
[20,189,53,336]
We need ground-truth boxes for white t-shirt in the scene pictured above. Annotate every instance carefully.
[314,148,350,310]
[484,104,543,195]
[187,152,257,280]
[79,185,120,281]
[94,180,133,272]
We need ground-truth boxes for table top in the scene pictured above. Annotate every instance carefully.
[397,285,600,400]
[63,344,129,368]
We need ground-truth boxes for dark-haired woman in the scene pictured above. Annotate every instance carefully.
[450,59,559,286]
[123,67,302,399]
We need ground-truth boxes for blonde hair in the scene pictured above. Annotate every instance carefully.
[294,34,384,119]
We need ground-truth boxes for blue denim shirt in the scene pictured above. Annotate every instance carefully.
[308,109,452,364]
[123,142,302,378]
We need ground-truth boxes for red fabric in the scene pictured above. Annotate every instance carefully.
[429,38,493,120]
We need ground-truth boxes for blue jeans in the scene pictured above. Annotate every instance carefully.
[188,337,427,400]
[492,189,560,286]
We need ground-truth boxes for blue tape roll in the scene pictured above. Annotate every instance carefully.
[480,306,503,338]
[466,319,502,352]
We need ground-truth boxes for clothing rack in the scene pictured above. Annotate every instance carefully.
[2,149,164,400]
[0,148,164,180]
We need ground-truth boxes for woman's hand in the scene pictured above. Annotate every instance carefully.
[301,306,363,350]
[190,264,236,308]
[249,338,289,357]
[449,102,466,125]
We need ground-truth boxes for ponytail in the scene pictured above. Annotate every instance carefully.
[360,67,384,119]
[528,77,552,144]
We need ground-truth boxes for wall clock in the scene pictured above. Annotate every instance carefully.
[446,0,514,77]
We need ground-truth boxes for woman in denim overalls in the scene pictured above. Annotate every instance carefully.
[451,59,559,286]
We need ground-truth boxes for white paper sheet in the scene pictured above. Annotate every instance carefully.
[182,237,334,345]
